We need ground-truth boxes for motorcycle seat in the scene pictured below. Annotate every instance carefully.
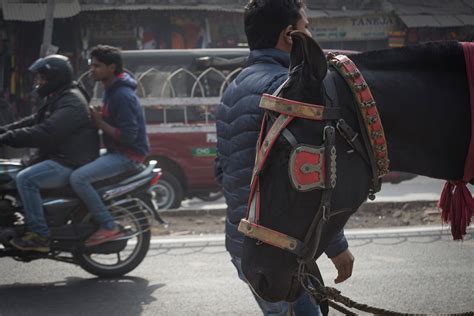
[0,174,13,185]
[41,164,146,197]
[92,164,146,189]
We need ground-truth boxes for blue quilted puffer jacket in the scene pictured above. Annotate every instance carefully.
[215,48,348,258]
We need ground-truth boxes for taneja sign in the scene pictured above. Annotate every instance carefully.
[310,14,397,41]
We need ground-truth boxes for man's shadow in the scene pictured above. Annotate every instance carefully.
[0,276,164,315]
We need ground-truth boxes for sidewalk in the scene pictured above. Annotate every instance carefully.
[150,225,474,245]
[160,176,470,217]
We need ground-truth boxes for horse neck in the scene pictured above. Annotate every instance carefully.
[350,43,471,181]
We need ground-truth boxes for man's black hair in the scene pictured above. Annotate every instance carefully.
[244,0,304,50]
[90,45,124,75]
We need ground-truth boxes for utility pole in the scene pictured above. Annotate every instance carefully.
[40,0,56,57]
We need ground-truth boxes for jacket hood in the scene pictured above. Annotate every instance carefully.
[247,48,290,69]
[107,72,137,92]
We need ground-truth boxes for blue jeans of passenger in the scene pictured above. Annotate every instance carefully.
[16,160,73,237]
[69,153,138,230]
[231,255,320,316]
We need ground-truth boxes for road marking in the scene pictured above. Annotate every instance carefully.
[151,226,473,245]
[345,225,456,236]
[151,234,224,245]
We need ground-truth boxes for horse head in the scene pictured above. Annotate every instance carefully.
[240,31,372,302]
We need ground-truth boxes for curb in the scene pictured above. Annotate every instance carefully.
[159,200,439,217]
[149,226,473,245]
[357,200,438,212]
[160,207,227,217]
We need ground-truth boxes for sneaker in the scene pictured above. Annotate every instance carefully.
[10,232,50,253]
[85,227,124,247]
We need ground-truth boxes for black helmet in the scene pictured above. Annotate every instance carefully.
[29,54,74,97]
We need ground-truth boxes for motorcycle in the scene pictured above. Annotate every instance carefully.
[0,158,165,277]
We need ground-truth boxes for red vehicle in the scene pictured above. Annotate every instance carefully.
[81,48,248,209]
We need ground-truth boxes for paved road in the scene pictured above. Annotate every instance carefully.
[0,226,472,315]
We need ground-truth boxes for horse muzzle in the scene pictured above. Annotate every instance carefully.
[241,237,304,302]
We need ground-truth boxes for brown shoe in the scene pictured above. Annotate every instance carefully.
[85,227,124,247]
[10,232,50,253]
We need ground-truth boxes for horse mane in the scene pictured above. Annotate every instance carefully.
[350,41,464,71]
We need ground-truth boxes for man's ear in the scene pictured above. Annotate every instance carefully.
[279,25,294,48]
[289,31,327,81]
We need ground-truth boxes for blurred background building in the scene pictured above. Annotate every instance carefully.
[306,0,474,50]
[0,0,473,116]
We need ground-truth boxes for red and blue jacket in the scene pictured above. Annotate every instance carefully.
[102,72,149,162]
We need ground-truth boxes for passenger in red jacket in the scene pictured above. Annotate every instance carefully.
[70,45,149,247]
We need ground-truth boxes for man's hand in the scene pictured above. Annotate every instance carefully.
[330,248,354,284]
[89,105,116,138]
[89,106,103,128]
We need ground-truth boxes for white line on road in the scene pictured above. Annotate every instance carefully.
[345,225,456,236]
[151,225,473,245]
[151,234,224,245]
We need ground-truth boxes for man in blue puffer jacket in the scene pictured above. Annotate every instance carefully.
[215,1,354,315]
[70,45,149,247]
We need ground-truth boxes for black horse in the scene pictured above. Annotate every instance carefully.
[240,32,471,303]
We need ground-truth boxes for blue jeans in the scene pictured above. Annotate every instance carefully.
[69,153,138,230]
[231,255,320,316]
[16,160,73,237]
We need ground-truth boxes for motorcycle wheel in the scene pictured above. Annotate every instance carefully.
[74,202,151,278]
[148,171,183,210]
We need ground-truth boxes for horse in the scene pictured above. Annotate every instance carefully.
[239,31,472,307]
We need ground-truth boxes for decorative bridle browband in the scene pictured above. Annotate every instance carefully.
[238,54,389,259]
[332,54,390,192]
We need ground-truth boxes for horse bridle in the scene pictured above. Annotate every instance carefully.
[238,53,390,306]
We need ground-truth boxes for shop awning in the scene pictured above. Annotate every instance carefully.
[80,4,244,13]
[399,14,474,27]
[457,14,474,26]
[434,15,465,27]
[307,10,376,19]
[1,0,81,21]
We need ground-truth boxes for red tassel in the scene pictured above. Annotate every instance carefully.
[438,181,474,240]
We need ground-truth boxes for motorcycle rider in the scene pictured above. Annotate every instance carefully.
[0,55,99,252]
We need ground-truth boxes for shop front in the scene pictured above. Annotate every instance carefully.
[1,3,247,109]
[309,12,401,51]
[78,9,245,50]
[1,0,81,117]
[399,15,474,46]
[75,8,246,72]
